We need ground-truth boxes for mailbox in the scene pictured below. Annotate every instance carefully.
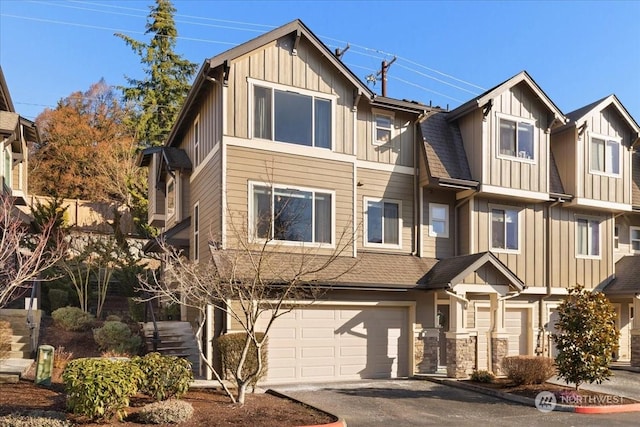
[35,345,55,386]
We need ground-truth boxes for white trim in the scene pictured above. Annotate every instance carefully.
[454,284,509,295]
[488,203,522,254]
[193,201,200,262]
[356,159,414,175]
[419,187,424,257]
[630,226,640,253]
[495,112,537,164]
[371,109,394,146]
[576,132,583,198]
[571,197,632,212]
[428,203,449,238]
[481,184,550,201]
[521,287,569,295]
[222,86,228,248]
[166,177,176,220]
[226,135,355,164]
[469,196,475,253]
[363,196,403,249]
[248,180,336,248]
[575,214,602,259]
[588,132,622,178]
[191,142,220,182]
[247,77,337,150]
[353,108,358,258]
[193,114,200,167]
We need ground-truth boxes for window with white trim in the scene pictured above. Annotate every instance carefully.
[429,203,449,238]
[193,117,200,167]
[631,226,640,252]
[491,207,519,251]
[373,112,393,145]
[590,135,620,176]
[253,83,332,149]
[252,183,332,244]
[614,225,619,250]
[498,115,535,161]
[365,198,401,247]
[166,178,175,219]
[193,202,199,261]
[576,217,600,257]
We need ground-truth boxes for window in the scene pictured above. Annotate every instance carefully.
[614,225,619,250]
[166,179,175,218]
[631,227,640,252]
[498,116,534,160]
[365,198,401,247]
[253,83,332,149]
[374,113,393,145]
[3,148,11,188]
[491,208,519,251]
[252,184,332,244]
[193,117,200,167]
[576,218,600,257]
[193,203,199,261]
[590,136,620,175]
[429,203,449,238]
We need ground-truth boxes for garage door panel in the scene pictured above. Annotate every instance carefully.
[268,327,296,339]
[301,327,336,339]
[301,309,336,320]
[269,347,296,359]
[301,347,334,358]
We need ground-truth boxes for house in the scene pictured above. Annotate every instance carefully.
[139,19,640,383]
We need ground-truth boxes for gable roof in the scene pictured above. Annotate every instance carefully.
[565,94,640,135]
[549,149,569,197]
[0,66,15,113]
[603,255,640,295]
[420,252,525,291]
[447,70,565,123]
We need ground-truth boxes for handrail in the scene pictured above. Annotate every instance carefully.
[26,280,37,358]
[145,294,160,352]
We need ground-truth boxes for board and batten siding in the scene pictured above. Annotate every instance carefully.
[472,197,546,287]
[457,199,472,255]
[457,110,484,182]
[225,145,354,255]
[356,106,415,167]
[190,149,223,257]
[422,188,455,259]
[549,206,613,289]
[550,127,577,195]
[580,106,634,205]
[225,36,355,155]
[357,167,414,252]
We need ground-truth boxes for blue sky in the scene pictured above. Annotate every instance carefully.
[1,0,639,123]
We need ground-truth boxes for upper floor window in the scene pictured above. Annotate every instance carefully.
[373,112,393,145]
[252,82,332,149]
[498,115,535,161]
[491,207,519,252]
[193,117,200,167]
[576,217,600,258]
[365,198,401,247]
[614,225,619,249]
[428,203,449,238]
[590,135,620,176]
[252,183,333,245]
[631,227,640,252]
[193,202,200,261]
[166,178,176,219]
[3,147,11,188]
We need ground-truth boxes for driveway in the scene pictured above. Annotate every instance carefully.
[273,378,640,426]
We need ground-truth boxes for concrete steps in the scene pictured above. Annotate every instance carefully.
[141,321,200,376]
[0,309,38,382]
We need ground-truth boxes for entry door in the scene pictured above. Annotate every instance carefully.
[437,304,449,367]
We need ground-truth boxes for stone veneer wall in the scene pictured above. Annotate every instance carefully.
[491,337,509,375]
[446,336,476,378]
[631,334,640,368]
[415,332,439,374]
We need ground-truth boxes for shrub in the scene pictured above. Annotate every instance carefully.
[62,358,143,421]
[128,298,144,322]
[51,307,94,332]
[470,370,495,383]
[93,321,142,355]
[0,411,70,427]
[53,347,73,370]
[136,400,194,424]
[132,352,193,401]
[0,321,11,360]
[215,332,267,389]
[105,315,122,322]
[47,289,69,312]
[502,356,556,385]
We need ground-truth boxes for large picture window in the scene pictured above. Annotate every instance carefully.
[499,117,534,161]
[253,84,332,149]
[365,198,401,247]
[577,218,600,257]
[252,184,332,244]
[590,136,620,176]
[491,208,519,251]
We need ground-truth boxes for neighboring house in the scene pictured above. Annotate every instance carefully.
[139,19,640,383]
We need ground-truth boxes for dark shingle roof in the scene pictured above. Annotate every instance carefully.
[549,150,567,195]
[565,96,610,123]
[604,256,640,295]
[420,112,473,181]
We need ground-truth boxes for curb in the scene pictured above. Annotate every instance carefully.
[418,376,640,414]
[266,389,346,427]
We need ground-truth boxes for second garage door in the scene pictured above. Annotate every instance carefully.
[477,306,529,370]
[257,305,409,384]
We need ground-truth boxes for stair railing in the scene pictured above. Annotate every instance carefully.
[26,280,37,358]
[145,294,160,352]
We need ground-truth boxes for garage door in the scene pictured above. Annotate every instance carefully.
[257,305,409,384]
[477,306,528,370]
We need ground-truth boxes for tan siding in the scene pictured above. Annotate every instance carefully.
[190,150,222,257]
[356,106,415,167]
[357,168,414,253]
[462,265,509,285]
[422,188,455,258]
[550,127,576,195]
[458,110,483,181]
[458,199,471,255]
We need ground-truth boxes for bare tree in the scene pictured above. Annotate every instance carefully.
[138,209,357,404]
[0,195,66,308]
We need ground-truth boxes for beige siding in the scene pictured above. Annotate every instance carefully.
[549,206,613,289]
[422,188,455,258]
[225,145,354,255]
[185,83,221,167]
[550,127,576,195]
[458,110,483,181]
[225,36,355,155]
[461,265,511,285]
[457,198,471,255]
[190,150,222,257]
[357,167,414,252]
[473,197,546,287]
[356,106,415,167]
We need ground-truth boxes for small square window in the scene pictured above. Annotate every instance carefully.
[498,117,534,161]
[365,198,401,247]
[631,227,640,252]
[374,114,393,145]
[590,136,620,176]
[429,203,449,238]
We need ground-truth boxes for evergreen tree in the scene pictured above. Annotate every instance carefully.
[115,0,197,147]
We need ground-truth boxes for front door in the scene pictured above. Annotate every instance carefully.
[437,304,449,367]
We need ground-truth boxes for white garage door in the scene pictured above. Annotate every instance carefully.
[257,305,409,384]
[477,306,528,370]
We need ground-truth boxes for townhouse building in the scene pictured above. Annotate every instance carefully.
[139,20,640,383]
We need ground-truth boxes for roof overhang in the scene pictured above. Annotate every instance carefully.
[142,217,191,253]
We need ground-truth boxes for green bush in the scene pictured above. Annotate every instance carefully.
[0,411,70,427]
[105,315,122,322]
[502,356,556,385]
[62,358,143,421]
[136,400,194,424]
[0,321,11,360]
[93,321,142,355]
[132,352,193,401]
[51,307,94,332]
[470,370,495,383]
[47,289,69,312]
[215,332,267,389]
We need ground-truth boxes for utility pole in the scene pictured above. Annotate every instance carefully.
[366,56,397,97]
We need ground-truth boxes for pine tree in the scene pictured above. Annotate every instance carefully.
[115,0,197,147]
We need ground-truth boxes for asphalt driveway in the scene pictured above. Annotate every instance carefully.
[273,378,640,426]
